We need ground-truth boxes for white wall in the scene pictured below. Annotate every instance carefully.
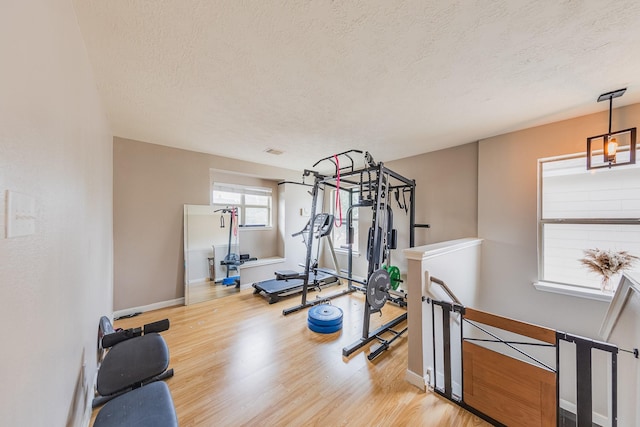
[280,182,318,271]
[0,1,113,425]
[606,277,640,426]
[404,238,483,391]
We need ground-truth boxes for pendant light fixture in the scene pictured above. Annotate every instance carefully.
[586,88,636,170]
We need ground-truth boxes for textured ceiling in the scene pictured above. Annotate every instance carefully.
[73,0,640,171]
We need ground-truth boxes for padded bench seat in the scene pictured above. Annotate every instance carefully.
[93,381,177,427]
[275,270,301,280]
[97,333,170,396]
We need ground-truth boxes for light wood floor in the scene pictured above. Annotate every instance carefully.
[187,279,239,304]
[91,286,490,426]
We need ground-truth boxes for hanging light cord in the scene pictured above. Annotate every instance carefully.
[608,95,613,134]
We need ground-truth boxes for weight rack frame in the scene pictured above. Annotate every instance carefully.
[283,150,416,360]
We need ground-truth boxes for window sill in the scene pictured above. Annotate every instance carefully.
[533,281,613,302]
[334,248,360,257]
[239,226,273,232]
[239,257,284,269]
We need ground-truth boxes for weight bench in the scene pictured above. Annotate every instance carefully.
[93,381,178,427]
[92,316,174,408]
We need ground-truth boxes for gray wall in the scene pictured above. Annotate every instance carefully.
[114,141,479,308]
[0,1,113,425]
[478,103,640,424]
[477,103,640,332]
[387,142,478,246]
[330,142,479,279]
[113,138,300,310]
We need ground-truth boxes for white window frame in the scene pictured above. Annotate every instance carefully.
[535,153,640,301]
[211,182,273,229]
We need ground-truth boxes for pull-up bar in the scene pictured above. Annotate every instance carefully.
[312,149,363,169]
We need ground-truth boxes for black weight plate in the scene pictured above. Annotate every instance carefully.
[366,269,390,310]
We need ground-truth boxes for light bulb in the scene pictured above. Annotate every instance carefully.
[606,136,618,163]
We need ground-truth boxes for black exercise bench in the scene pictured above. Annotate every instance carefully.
[92,316,177,427]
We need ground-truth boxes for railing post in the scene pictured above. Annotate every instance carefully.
[575,339,593,426]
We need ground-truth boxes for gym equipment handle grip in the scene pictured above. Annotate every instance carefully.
[102,327,141,348]
[368,342,389,361]
[144,319,170,334]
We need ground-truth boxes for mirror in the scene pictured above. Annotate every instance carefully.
[183,204,241,305]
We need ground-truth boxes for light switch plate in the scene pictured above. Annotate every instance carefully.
[6,190,36,238]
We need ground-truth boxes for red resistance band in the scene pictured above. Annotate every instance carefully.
[232,208,238,236]
[334,154,342,227]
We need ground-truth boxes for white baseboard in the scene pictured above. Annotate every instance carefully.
[405,369,427,391]
[560,398,610,427]
[114,298,184,319]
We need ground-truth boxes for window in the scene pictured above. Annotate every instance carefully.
[212,183,272,227]
[331,189,359,252]
[539,155,640,292]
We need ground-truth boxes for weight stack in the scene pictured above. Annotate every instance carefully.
[307,304,343,334]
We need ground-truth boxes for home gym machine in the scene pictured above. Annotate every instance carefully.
[216,206,256,287]
[282,150,416,360]
[252,212,340,303]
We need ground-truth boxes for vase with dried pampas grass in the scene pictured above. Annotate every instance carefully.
[579,248,639,292]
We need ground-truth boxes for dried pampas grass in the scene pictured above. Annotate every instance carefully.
[580,248,638,291]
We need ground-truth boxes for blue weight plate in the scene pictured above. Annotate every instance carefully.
[307,319,342,334]
[308,304,343,326]
[308,315,343,327]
